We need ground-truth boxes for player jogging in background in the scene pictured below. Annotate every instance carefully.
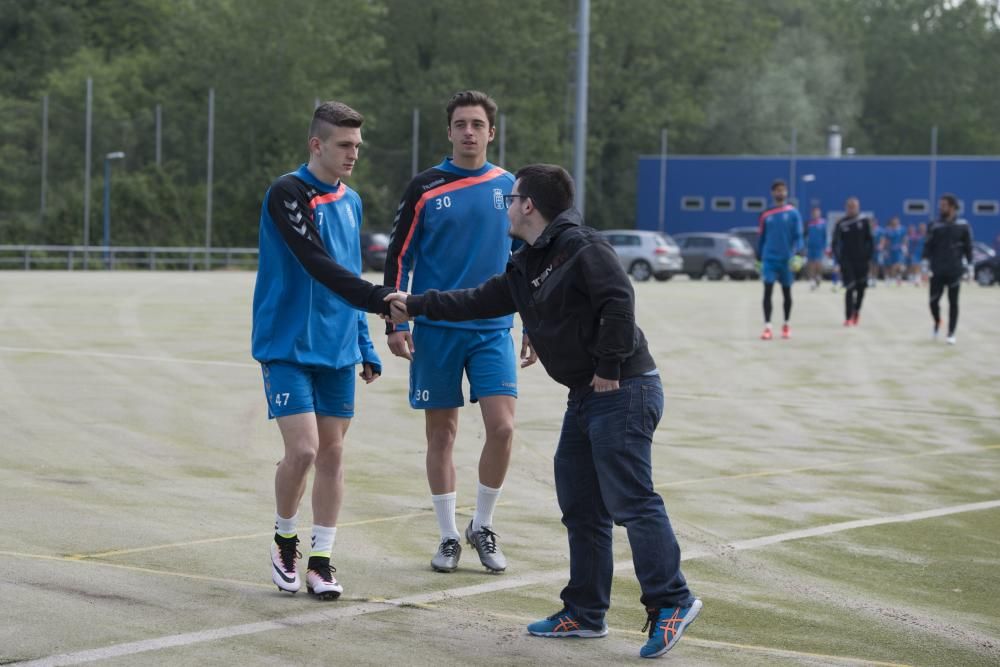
[884,216,907,285]
[252,101,396,600]
[757,179,802,340]
[923,193,973,344]
[383,90,522,574]
[805,206,828,290]
[907,222,927,286]
[869,219,882,287]
[832,197,874,327]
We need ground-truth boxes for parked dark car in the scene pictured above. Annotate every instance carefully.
[974,253,1000,286]
[972,241,996,266]
[672,232,756,280]
[359,232,389,272]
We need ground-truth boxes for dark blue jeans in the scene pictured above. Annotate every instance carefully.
[554,375,693,629]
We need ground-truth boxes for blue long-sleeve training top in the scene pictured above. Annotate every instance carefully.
[252,164,382,371]
[758,204,803,262]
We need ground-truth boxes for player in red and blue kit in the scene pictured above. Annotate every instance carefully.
[870,219,883,286]
[384,91,521,574]
[253,102,395,600]
[757,179,803,340]
[805,207,828,290]
[884,216,907,285]
[907,222,927,285]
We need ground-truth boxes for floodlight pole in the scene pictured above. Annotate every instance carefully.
[929,125,938,206]
[205,87,215,270]
[103,151,125,268]
[572,0,590,215]
[41,94,48,224]
[498,113,507,168]
[83,78,93,269]
[801,173,815,212]
[657,128,668,233]
[411,108,420,177]
[789,127,798,203]
[155,104,162,166]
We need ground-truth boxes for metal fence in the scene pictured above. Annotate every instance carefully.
[0,245,258,271]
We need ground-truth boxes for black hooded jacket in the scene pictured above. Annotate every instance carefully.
[405,208,656,389]
[922,217,973,277]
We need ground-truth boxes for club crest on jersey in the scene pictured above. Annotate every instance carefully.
[493,188,504,210]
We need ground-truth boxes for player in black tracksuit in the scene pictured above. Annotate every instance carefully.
[923,193,973,343]
[385,164,701,659]
[832,197,874,326]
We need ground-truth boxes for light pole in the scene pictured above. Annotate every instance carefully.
[103,151,125,267]
[801,173,816,211]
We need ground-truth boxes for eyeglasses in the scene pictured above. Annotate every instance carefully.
[503,194,530,209]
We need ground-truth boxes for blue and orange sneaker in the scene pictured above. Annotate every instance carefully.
[527,609,608,638]
[639,598,702,658]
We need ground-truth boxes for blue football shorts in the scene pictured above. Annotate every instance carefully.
[761,258,794,287]
[260,361,355,419]
[409,324,518,409]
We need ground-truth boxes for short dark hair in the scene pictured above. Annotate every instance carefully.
[771,179,787,191]
[940,193,958,209]
[446,90,498,128]
[514,164,575,222]
[309,101,363,142]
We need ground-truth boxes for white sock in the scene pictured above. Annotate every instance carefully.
[274,512,297,538]
[431,492,460,541]
[309,525,337,559]
[472,483,502,531]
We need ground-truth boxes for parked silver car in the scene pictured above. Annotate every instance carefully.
[601,230,683,281]
[672,232,757,280]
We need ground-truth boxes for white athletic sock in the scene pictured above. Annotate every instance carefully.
[309,525,337,559]
[431,492,460,541]
[274,512,298,539]
[472,483,502,532]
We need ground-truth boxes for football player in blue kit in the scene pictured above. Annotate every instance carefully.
[757,180,803,340]
[252,101,396,600]
[869,219,883,287]
[383,91,525,574]
[907,222,927,286]
[884,216,907,285]
[805,207,828,290]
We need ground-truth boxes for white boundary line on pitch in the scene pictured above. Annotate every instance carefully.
[12,498,1000,666]
[2,345,997,421]
[0,345,254,368]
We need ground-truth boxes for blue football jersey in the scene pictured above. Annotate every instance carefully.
[758,204,803,262]
[384,158,515,331]
[806,218,828,254]
[252,165,380,370]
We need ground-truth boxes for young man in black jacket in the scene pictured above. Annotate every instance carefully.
[385,164,700,659]
[923,193,973,344]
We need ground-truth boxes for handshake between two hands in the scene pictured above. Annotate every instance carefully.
[380,291,411,325]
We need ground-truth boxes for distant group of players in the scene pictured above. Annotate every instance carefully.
[805,212,929,290]
[756,180,974,343]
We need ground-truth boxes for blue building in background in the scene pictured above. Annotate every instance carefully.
[636,155,1000,245]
